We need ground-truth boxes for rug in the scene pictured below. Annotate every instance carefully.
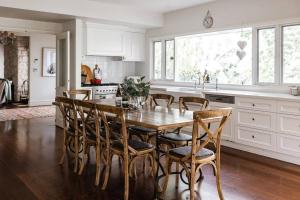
[0,106,56,121]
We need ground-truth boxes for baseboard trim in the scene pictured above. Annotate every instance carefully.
[29,100,54,106]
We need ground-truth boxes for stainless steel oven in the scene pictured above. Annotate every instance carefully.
[92,85,118,100]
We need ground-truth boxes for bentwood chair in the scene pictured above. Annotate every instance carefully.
[129,93,175,143]
[98,104,156,200]
[63,89,91,100]
[74,100,106,186]
[162,108,232,200]
[159,96,209,147]
[55,97,80,173]
[158,96,209,187]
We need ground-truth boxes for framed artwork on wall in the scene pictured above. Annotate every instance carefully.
[42,47,56,77]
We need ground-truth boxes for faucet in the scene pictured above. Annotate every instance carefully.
[215,78,218,90]
[202,70,210,90]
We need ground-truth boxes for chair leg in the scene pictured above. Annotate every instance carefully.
[59,133,67,165]
[190,163,196,200]
[161,159,172,197]
[124,157,129,200]
[101,153,112,190]
[74,136,79,173]
[215,163,224,200]
[149,152,156,177]
[95,143,101,186]
[78,144,88,175]
[175,162,179,189]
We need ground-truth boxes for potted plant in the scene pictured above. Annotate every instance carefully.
[121,76,150,108]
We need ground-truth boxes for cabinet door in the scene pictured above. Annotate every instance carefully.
[277,134,300,157]
[236,127,276,151]
[86,27,125,56]
[124,32,145,62]
[210,105,234,141]
[237,109,275,130]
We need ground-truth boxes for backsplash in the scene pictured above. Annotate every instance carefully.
[81,56,136,83]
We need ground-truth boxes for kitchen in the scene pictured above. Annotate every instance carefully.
[1,0,300,200]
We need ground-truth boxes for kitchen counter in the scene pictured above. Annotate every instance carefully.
[151,85,300,102]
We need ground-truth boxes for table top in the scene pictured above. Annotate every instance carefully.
[88,99,194,131]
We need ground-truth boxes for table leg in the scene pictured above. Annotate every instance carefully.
[154,130,160,199]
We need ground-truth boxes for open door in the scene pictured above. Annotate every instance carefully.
[55,31,70,127]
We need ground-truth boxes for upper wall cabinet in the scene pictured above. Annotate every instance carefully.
[123,32,145,62]
[84,23,145,61]
[86,26,125,56]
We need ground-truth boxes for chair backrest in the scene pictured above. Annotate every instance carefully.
[74,100,99,141]
[183,108,232,162]
[179,96,209,111]
[63,89,91,100]
[150,93,174,107]
[55,96,77,131]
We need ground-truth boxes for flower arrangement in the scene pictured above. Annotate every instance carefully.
[121,76,150,98]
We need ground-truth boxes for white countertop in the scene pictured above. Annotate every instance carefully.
[151,85,300,102]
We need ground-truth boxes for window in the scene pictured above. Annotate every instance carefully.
[153,41,162,79]
[283,25,300,84]
[258,28,276,83]
[152,23,300,85]
[165,40,175,80]
[175,28,252,84]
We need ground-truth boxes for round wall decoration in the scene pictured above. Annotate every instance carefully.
[203,10,214,29]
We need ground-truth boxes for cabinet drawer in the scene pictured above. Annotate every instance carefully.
[237,110,275,130]
[277,114,300,137]
[277,101,300,115]
[236,97,276,112]
[277,134,300,157]
[236,127,276,150]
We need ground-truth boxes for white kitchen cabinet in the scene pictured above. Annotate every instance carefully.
[277,101,300,115]
[277,134,300,157]
[86,26,125,56]
[124,32,145,62]
[209,104,235,142]
[237,109,276,131]
[236,127,276,151]
[236,97,276,112]
[277,114,300,137]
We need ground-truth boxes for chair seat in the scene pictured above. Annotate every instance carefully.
[112,139,154,152]
[159,132,192,142]
[129,126,156,134]
[169,146,214,160]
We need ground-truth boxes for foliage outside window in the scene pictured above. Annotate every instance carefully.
[283,25,300,84]
[258,28,276,83]
[175,28,252,85]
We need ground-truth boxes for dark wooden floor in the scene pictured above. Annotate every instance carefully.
[1,117,300,200]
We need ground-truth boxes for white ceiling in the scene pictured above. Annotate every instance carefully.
[89,0,214,13]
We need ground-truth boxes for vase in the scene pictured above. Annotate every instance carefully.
[130,96,146,109]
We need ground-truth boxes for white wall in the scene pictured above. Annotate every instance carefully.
[0,44,3,78]
[29,34,56,106]
[142,0,300,81]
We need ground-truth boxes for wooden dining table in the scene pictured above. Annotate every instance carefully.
[88,99,195,199]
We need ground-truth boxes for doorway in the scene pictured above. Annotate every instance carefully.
[0,35,30,109]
